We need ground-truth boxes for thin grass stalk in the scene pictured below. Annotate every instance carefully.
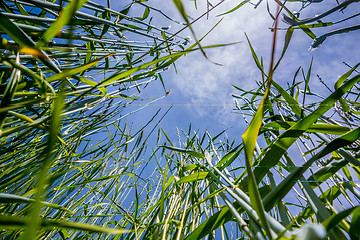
[205,153,291,236]
[217,189,257,239]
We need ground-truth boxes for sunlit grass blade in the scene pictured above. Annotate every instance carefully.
[262,121,351,135]
[176,172,209,184]
[334,63,360,112]
[349,206,360,240]
[215,144,242,171]
[0,193,73,214]
[216,0,250,17]
[241,4,281,238]
[47,53,115,82]
[24,84,65,240]
[0,215,131,234]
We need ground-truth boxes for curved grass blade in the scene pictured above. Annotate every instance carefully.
[283,0,357,26]
[24,84,65,240]
[322,206,358,233]
[215,144,242,171]
[349,206,360,240]
[312,25,360,49]
[1,57,55,95]
[183,203,240,240]
[0,12,60,73]
[262,121,351,135]
[160,145,205,159]
[38,0,88,46]
[306,160,347,188]
[47,53,115,82]
[241,4,280,238]
[216,0,250,17]
[0,193,73,214]
[0,215,131,234]
[273,26,294,71]
[0,53,21,128]
[333,63,360,112]
[172,0,222,65]
[176,172,209,184]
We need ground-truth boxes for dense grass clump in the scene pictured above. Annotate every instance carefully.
[0,0,359,239]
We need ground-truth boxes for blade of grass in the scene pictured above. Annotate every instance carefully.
[24,83,65,240]
[262,121,351,135]
[38,0,88,46]
[216,0,250,17]
[0,12,60,73]
[241,3,280,238]
[160,145,205,159]
[0,215,131,234]
[0,53,21,128]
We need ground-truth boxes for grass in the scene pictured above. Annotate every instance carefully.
[0,0,360,239]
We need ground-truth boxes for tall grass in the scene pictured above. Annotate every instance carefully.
[0,0,359,239]
[0,0,193,238]
[158,1,360,239]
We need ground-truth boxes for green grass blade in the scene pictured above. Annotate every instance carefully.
[38,0,88,46]
[334,63,360,113]
[273,26,294,71]
[245,34,265,75]
[349,206,360,240]
[0,215,131,234]
[241,6,281,236]
[183,204,238,240]
[24,84,65,240]
[0,193,73,214]
[47,53,115,82]
[283,0,357,26]
[215,144,242,171]
[216,0,250,17]
[262,121,351,135]
[0,53,21,128]
[160,145,205,159]
[176,172,209,184]
[0,12,60,73]
[172,0,217,64]
[322,206,356,232]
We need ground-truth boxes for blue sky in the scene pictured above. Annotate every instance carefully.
[48,0,359,234]
[110,1,360,212]
[113,0,360,144]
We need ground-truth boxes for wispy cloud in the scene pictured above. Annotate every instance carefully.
[115,0,359,129]
[150,1,358,126]
[156,1,277,124]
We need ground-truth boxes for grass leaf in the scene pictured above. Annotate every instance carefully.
[160,145,205,159]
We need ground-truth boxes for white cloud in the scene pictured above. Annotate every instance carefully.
[153,1,278,124]
[179,2,356,120]
[114,0,360,127]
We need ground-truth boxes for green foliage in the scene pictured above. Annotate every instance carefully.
[0,0,190,238]
[0,0,359,239]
